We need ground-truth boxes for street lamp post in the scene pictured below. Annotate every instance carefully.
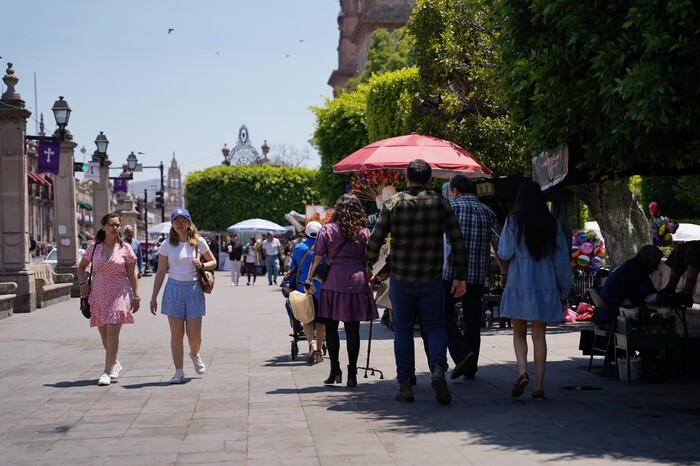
[142,189,152,277]
[91,132,111,224]
[127,152,166,222]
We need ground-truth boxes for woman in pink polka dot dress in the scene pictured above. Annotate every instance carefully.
[77,213,140,387]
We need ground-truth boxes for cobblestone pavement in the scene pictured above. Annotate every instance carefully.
[0,275,698,465]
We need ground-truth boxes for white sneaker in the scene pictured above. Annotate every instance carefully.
[98,372,111,386]
[190,353,206,375]
[109,362,122,381]
[169,369,185,384]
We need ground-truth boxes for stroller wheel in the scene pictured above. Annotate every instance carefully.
[291,340,299,360]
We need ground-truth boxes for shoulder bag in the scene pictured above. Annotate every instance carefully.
[195,243,215,294]
[280,245,314,294]
[80,245,95,319]
[313,240,346,282]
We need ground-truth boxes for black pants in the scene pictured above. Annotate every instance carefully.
[429,281,483,375]
[325,319,360,374]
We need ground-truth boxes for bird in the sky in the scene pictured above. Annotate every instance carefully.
[285,54,290,58]
[168,28,174,34]
[299,39,304,42]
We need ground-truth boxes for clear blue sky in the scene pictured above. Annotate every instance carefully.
[2,0,340,183]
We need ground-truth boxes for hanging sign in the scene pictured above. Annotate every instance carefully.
[113,178,128,193]
[37,140,61,175]
[84,162,100,182]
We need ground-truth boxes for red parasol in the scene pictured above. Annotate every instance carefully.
[333,133,492,179]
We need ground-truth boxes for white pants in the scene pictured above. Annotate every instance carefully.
[229,259,241,284]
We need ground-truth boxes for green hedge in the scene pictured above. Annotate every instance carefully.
[184,164,320,231]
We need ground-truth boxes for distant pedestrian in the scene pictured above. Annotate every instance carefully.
[77,213,140,386]
[149,208,217,384]
[498,181,571,401]
[243,236,260,285]
[226,233,243,286]
[122,225,143,278]
[262,231,282,285]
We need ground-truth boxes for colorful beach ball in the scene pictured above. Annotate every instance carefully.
[580,242,594,255]
[576,254,590,267]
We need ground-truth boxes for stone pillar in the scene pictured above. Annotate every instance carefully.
[92,159,111,227]
[54,137,80,296]
[0,63,36,313]
[118,195,140,237]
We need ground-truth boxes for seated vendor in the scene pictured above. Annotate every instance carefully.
[599,245,663,315]
[658,240,700,307]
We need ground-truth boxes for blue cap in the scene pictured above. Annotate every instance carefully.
[171,208,191,221]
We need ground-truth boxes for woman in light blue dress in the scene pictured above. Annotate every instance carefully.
[498,181,571,400]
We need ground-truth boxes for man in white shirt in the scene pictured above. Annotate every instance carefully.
[262,231,282,285]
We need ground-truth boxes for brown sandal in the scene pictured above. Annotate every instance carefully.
[511,372,529,397]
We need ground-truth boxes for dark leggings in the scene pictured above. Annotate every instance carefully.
[324,319,360,374]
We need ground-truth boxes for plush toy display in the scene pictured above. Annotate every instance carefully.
[648,201,678,246]
[571,228,606,270]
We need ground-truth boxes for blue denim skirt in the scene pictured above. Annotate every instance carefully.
[162,278,206,320]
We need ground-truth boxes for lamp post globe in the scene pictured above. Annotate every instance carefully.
[51,96,71,128]
[94,131,109,156]
[127,151,138,171]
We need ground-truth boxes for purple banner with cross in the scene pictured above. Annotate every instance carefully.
[37,140,61,175]
[113,178,128,193]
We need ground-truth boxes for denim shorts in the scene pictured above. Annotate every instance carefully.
[161,278,206,320]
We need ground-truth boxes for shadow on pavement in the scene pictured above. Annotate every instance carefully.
[43,380,98,388]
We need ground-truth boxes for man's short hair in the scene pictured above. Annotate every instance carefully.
[449,174,475,195]
[124,225,133,231]
[406,159,432,185]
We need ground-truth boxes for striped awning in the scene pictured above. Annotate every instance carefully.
[28,171,50,186]
[76,199,93,210]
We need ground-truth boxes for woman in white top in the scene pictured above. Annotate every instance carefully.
[150,208,217,384]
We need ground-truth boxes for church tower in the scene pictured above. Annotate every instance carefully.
[328,0,416,89]
[165,152,183,213]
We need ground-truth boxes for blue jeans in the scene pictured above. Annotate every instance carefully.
[390,275,447,382]
[265,256,279,284]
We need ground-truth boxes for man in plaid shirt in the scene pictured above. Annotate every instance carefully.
[366,159,467,405]
[443,174,503,381]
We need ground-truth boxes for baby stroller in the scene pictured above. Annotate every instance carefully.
[284,296,327,360]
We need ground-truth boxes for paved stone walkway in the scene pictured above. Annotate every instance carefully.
[0,276,698,465]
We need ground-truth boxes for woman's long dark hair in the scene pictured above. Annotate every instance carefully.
[512,181,558,261]
[329,193,367,242]
[95,212,123,247]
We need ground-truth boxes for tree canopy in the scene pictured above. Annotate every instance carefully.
[494,0,700,178]
[407,0,533,175]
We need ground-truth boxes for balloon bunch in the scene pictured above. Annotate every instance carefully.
[571,229,606,270]
[648,201,678,246]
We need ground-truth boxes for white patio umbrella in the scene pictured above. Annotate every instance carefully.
[147,221,172,235]
[226,218,288,235]
[673,223,700,243]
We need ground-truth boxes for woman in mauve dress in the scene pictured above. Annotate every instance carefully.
[307,194,378,387]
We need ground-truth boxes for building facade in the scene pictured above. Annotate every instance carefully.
[328,0,416,89]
